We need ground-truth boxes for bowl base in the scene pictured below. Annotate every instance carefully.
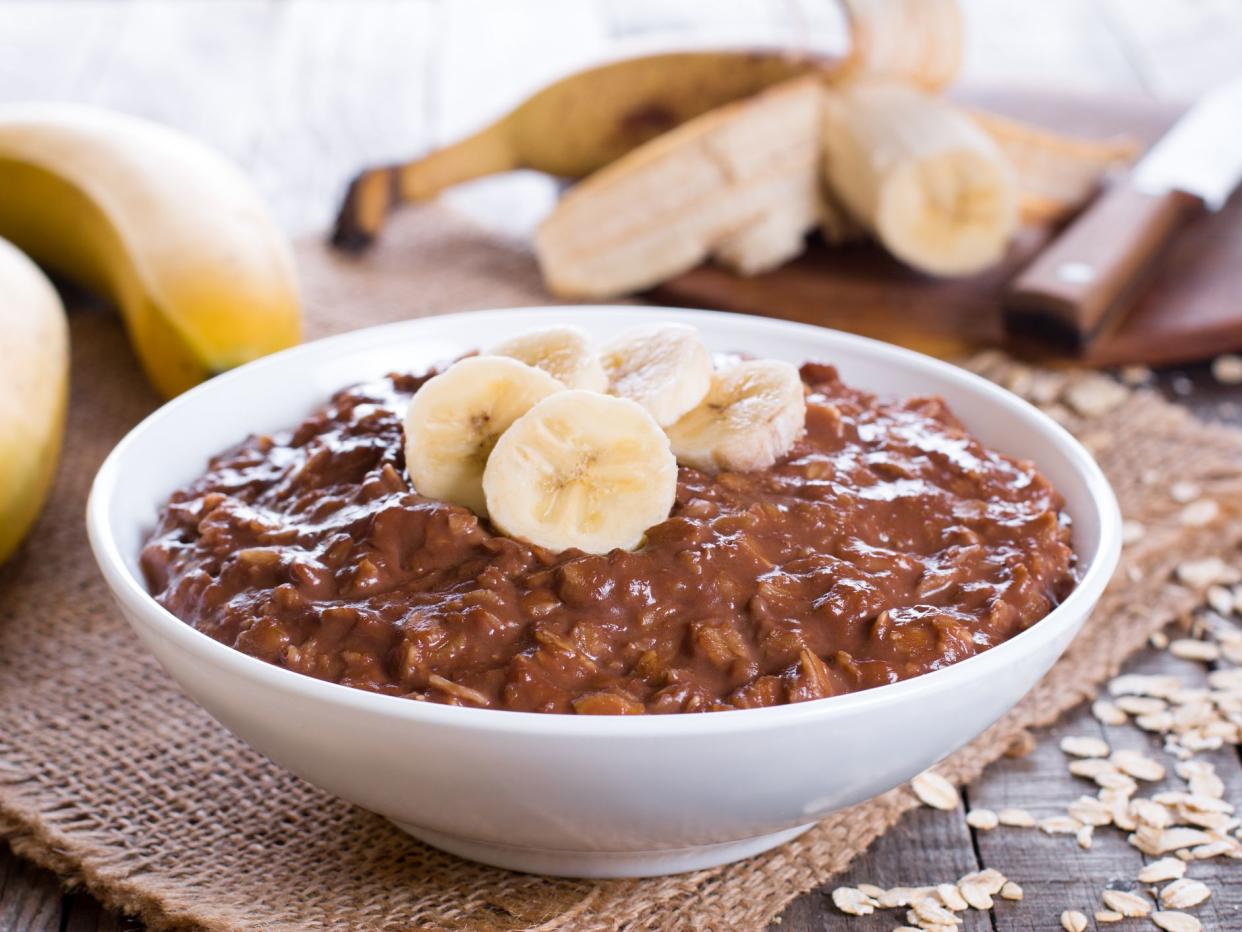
[389,820,816,878]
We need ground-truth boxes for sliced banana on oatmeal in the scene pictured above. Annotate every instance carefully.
[405,355,563,515]
[491,325,608,391]
[599,322,712,426]
[483,390,677,554]
[666,359,806,472]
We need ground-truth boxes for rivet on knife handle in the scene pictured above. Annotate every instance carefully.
[1003,184,1202,346]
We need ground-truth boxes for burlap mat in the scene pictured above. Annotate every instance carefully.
[2,206,1241,932]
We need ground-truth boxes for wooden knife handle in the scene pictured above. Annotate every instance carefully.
[1004,184,1203,344]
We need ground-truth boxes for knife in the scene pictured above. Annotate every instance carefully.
[1004,75,1242,347]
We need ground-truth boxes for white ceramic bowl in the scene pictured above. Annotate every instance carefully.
[88,307,1121,878]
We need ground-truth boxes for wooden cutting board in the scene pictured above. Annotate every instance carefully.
[652,88,1242,367]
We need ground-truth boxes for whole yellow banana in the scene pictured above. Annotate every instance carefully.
[0,237,68,565]
[333,50,828,248]
[0,104,300,399]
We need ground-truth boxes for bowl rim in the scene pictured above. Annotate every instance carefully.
[87,305,1122,738]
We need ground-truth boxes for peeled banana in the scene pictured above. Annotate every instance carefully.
[333,50,824,248]
[0,104,300,399]
[0,238,68,565]
[821,81,1018,276]
[536,77,826,299]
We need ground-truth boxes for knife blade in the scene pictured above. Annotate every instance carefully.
[1005,75,1242,347]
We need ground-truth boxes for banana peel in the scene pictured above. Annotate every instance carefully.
[0,237,68,566]
[969,109,1138,224]
[332,0,973,248]
[0,104,300,399]
[333,49,828,249]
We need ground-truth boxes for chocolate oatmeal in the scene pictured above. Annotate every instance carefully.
[141,361,1076,714]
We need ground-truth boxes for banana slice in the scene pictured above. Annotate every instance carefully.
[491,326,608,391]
[483,390,677,554]
[599,323,712,426]
[404,355,563,516]
[666,360,806,472]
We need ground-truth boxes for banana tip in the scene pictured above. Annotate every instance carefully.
[330,167,399,252]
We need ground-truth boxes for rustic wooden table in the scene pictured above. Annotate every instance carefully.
[3,2,1242,930]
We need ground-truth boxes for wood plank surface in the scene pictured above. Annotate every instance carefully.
[1,2,1241,930]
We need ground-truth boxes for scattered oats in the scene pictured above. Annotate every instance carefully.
[1176,557,1228,590]
[1160,878,1211,909]
[1063,374,1128,417]
[960,869,1007,895]
[1095,909,1123,922]
[1069,757,1117,779]
[1061,735,1110,758]
[1060,909,1089,932]
[1097,770,1142,790]
[1102,889,1152,917]
[1137,711,1176,733]
[831,886,876,916]
[1111,749,1166,781]
[1093,699,1128,725]
[998,808,1036,827]
[1120,364,1152,386]
[1179,499,1220,528]
[1121,519,1146,545]
[1153,911,1202,932]
[1192,839,1238,859]
[1004,730,1037,758]
[911,896,961,926]
[1177,762,1225,799]
[1116,695,1168,715]
[1040,815,1083,834]
[911,771,959,811]
[1068,796,1114,826]
[935,882,968,911]
[1170,480,1201,504]
[857,883,885,898]
[1130,798,1171,828]
[878,886,933,909]
[1211,352,1242,384]
[1026,370,1066,404]
[1207,585,1235,616]
[956,879,993,911]
[1110,794,1139,830]
[1148,827,1215,854]
[1150,630,1170,649]
[1207,668,1242,690]
[1138,858,1186,883]
[1110,674,1181,697]
[1168,638,1220,662]
[999,881,1022,901]
[1122,700,1167,720]
[1077,824,1094,849]
[966,808,998,831]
